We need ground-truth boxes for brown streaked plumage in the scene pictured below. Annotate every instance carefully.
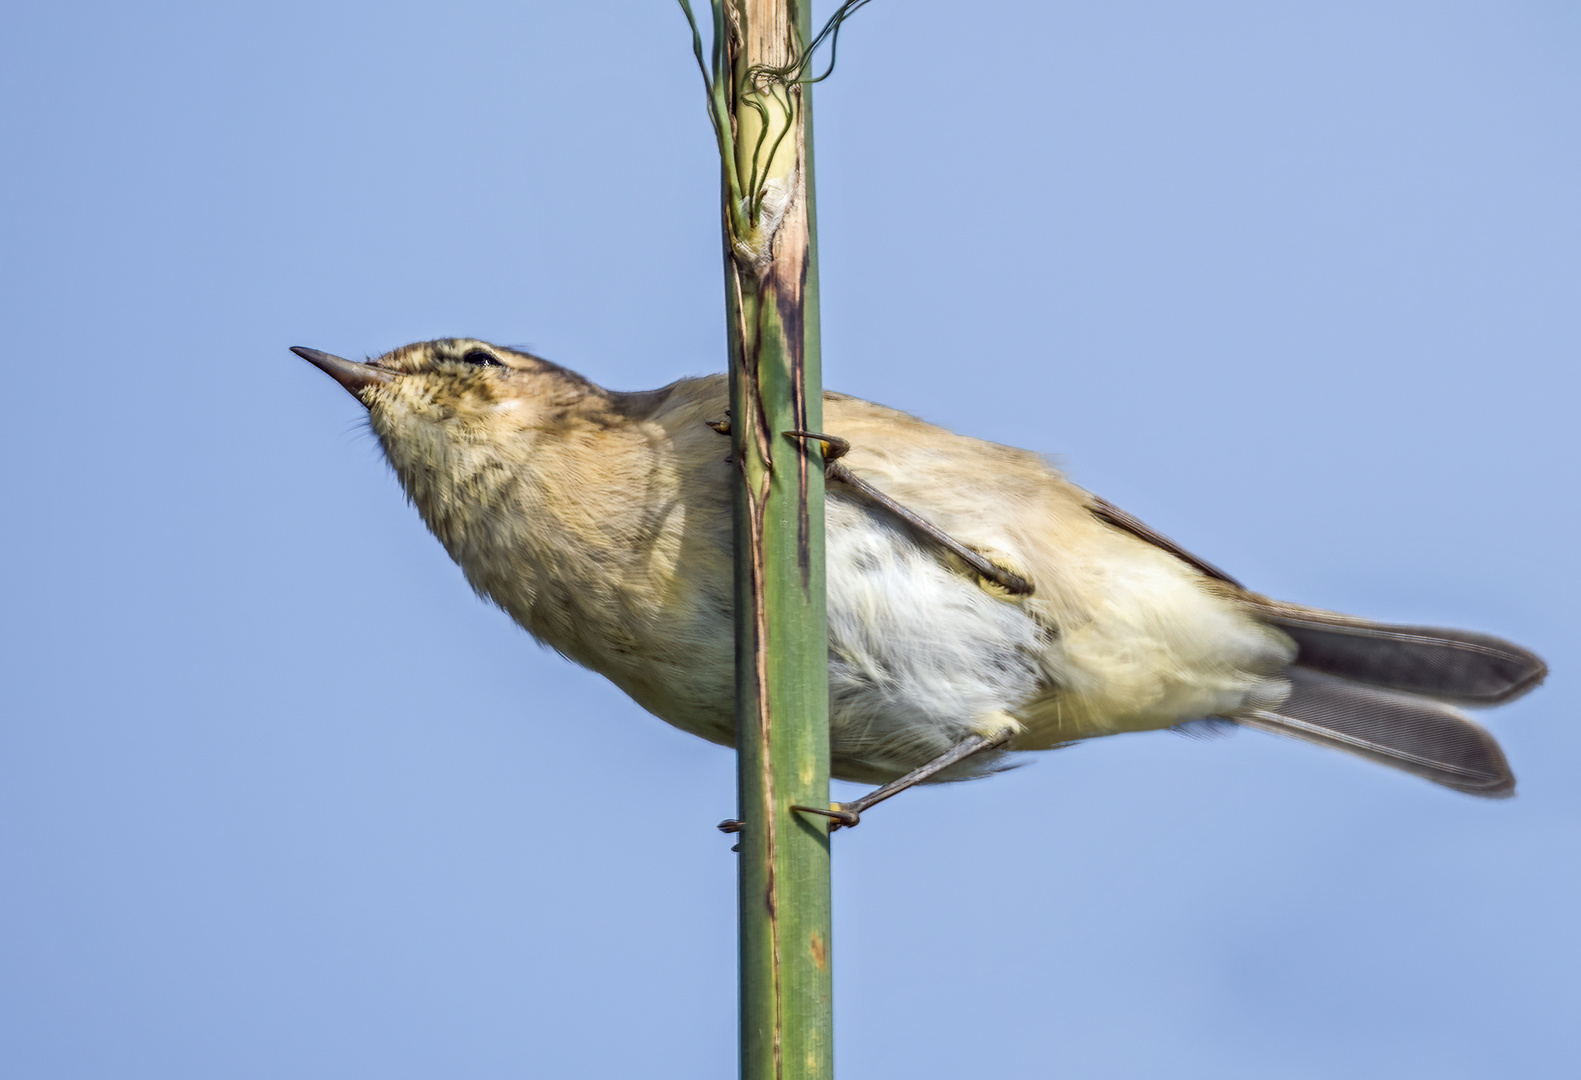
[294,339,1546,798]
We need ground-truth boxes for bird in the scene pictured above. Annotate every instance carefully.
[294,337,1546,813]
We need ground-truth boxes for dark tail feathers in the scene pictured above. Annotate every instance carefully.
[1266,609,1546,705]
[1241,670,1515,797]
[1239,606,1545,797]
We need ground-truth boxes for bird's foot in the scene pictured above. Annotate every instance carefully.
[782,429,851,468]
[789,803,862,831]
[792,730,1015,833]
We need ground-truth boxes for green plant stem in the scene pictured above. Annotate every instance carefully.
[718,2,833,1078]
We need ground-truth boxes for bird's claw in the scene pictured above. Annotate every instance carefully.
[791,803,861,830]
[783,429,851,465]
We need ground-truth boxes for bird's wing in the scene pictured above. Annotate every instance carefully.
[1086,497,1244,588]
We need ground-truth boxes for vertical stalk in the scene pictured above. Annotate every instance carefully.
[718,2,832,1078]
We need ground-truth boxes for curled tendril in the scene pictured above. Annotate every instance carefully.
[739,1,870,219]
[677,0,874,248]
[748,0,873,88]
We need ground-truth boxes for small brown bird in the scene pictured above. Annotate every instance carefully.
[295,338,1545,808]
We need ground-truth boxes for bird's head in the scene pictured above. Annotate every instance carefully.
[293,338,613,539]
[296,334,611,443]
[294,336,603,425]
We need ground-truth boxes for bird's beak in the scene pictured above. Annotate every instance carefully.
[291,346,394,402]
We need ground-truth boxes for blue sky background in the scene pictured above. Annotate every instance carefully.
[2,2,1577,1076]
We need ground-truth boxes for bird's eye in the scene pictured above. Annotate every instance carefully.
[462,349,505,368]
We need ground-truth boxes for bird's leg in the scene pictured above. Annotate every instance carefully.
[709,423,1032,835]
[781,429,1034,597]
[791,730,1013,831]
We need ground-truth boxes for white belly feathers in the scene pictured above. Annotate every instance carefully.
[822,494,1296,784]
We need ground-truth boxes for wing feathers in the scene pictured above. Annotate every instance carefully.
[1087,497,1243,587]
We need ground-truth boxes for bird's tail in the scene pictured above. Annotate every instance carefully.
[1239,604,1547,797]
